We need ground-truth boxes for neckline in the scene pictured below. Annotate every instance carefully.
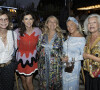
[25,28,35,36]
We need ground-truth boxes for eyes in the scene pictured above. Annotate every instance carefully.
[24,18,33,21]
[88,21,97,25]
[0,18,8,22]
[48,21,56,24]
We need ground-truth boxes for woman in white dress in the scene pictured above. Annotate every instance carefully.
[62,17,86,90]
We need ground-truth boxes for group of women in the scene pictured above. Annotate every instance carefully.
[0,9,100,90]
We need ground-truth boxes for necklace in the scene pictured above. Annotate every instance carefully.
[0,31,7,46]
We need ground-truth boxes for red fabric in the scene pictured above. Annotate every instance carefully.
[17,32,39,75]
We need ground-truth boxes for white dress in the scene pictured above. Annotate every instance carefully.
[62,36,86,90]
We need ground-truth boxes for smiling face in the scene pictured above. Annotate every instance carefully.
[66,20,77,34]
[47,17,57,31]
[88,16,99,34]
[22,14,34,28]
[0,14,9,29]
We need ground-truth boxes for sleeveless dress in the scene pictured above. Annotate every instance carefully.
[16,27,42,76]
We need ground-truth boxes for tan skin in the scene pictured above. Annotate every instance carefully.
[62,20,83,63]
[0,14,9,47]
[83,17,100,62]
[47,17,57,43]
[21,14,34,90]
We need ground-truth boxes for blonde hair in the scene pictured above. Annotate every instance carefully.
[84,14,100,35]
[66,19,83,35]
[43,16,63,38]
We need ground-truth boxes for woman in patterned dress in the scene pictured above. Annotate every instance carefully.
[83,14,100,90]
[62,17,86,90]
[15,11,42,90]
[37,16,64,90]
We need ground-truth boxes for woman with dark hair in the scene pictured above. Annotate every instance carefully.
[15,11,42,90]
[0,11,17,90]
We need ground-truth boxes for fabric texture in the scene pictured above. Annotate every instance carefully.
[37,33,64,90]
[0,61,15,90]
[85,71,100,90]
[0,30,17,63]
[0,30,17,90]
[15,27,42,76]
[83,36,100,78]
[62,36,86,90]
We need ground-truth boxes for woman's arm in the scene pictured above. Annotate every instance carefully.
[83,53,100,62]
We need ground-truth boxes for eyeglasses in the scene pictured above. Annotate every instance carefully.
[0,18,8,22]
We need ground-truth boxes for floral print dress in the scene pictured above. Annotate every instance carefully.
[37,33,64,90]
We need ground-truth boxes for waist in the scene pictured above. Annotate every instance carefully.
[0,60,12,68]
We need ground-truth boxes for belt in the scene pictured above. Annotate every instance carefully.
[0,60,12,68]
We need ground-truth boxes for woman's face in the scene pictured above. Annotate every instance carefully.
[88,17,99,33]
[22,14,34,28]
[67,20,77,34]
[0,14,9,29]
[47,17,57,31]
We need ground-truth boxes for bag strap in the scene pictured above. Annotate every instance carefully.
[12,31,16,56]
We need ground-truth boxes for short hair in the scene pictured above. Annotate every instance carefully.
[0,10,12,30]
[84,14,100,35]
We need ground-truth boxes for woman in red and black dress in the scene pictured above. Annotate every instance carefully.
[15,11,42,90]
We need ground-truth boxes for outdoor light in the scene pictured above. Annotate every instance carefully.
[77,4,100,10]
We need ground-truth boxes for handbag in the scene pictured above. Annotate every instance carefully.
[64,36,75,73]
[65,61,74,73]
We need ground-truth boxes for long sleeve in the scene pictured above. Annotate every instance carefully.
[37,34,43,52]
[74,41,86,62]
[63,36,86,62]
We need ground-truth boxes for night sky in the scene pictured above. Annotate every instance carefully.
[5,0,40,8]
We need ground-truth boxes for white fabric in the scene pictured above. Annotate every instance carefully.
[62,36,86,90]
[0,30,17,64]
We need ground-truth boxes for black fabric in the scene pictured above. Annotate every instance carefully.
[18,57,37,68]
[85,71,100,90]
[64,62,74,73]
[12,57,18,70]
[0,61,15,90]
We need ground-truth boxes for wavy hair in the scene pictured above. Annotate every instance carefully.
[84,14,100,35]
[19,11,36,36]
[43,16,63,38]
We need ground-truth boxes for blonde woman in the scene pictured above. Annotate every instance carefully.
[37,16,64,90]
[83,14,100,90]
[62,17,86,90]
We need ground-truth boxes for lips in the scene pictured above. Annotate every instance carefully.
[90,27,95,30]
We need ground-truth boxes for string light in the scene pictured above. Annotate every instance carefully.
[77,4,100,10]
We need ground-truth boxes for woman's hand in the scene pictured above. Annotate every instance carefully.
[61,56,68,63]
[83,53,90,59]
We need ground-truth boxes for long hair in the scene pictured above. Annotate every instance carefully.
[43,16,63,38]
[19,11,36,36]
[0,10,12,30]
[66,17,83,36]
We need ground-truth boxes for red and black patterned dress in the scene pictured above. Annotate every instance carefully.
[15,27,42,76]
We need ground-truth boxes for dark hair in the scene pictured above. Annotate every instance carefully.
[19,11,36,36]
[0,10,12,30]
